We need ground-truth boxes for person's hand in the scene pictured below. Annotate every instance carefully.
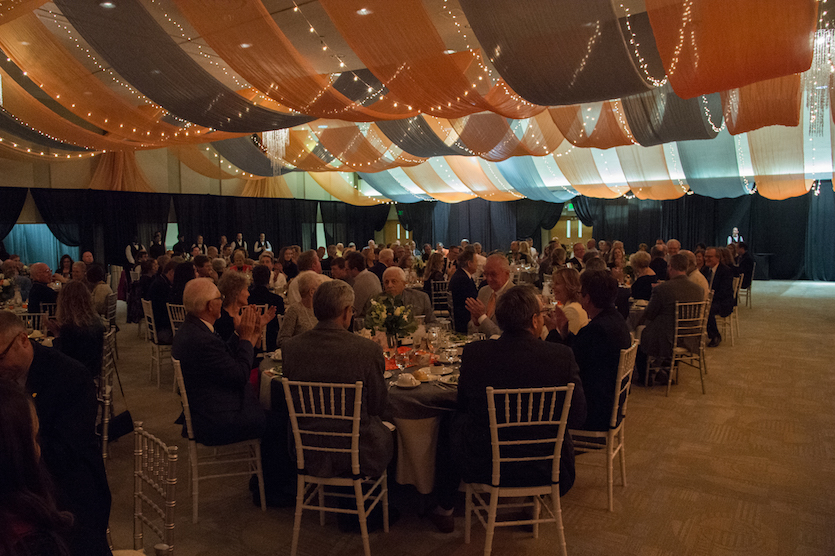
[235,305,260,345]
[259,306,277,329]
[465,297,486,324]
[543,307,568,335]
[52,273,67,284]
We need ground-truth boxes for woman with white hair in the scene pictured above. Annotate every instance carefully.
[277,271,320,349]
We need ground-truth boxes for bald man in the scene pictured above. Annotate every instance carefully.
[365,266,436,323]
[465,254,513,337]
[28,262,58,313]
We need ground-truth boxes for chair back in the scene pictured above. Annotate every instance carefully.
[166,304,187,336]
[732,275,742,300]
[281,379,363,477]
[106,293,118,329]
[608,340,640,429]
[142,299,161,344]
[172,359,196,441]
[674,299,709,352]
[430,280,449,311]
[17,312,47,333]
[100,328,117,393]
[40,303,57,318]
[132,422,178,554]
[486,384,575,487]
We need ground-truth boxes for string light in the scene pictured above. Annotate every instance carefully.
[618,3,667,87]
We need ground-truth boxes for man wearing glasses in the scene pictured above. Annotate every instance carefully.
[0,311,112,555]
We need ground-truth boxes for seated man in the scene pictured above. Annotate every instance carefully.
[366,266,436,323]
[636,254,705,382]
[465,254,514,337]
[700,247,734,347]
[345,251,381,318]
[737,241,755,290]
[449,249,478,333]
[171,278,265,446]
[282,280,393,478]
[28,262,58,313]
[285,250,330,307]
[452,285,586,497]
[0,311,112,555]
[145,260,178,344]
[546,270,631,432]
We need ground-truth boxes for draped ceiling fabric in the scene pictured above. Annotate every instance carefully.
[548,102,636,149]
[615,144,686,200]
[169,145,238,180]
[240,176,293,198]
[401,163,476,203]
[212,137,293,177]
[0,1,48,25]
[88,151,155,193]
[318,0,543,119]
[459,0,666,106]
[554,147,627,199]
[678,129,752,198]
[747,125,812,200]
[0,108,89,152]
[622,83,723,146]
[308,172,389,206]
[55,0,314,133]
[721,74,803,135]
[375,117,471,157]
[646,0,817,99]
[496,157,575,202]
[444,156,521,201]
[358,171,426,203]
[0,187,28,240]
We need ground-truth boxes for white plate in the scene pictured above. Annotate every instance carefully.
[422,366,452,376]
[439,375,459,386]
[384,371,393,379]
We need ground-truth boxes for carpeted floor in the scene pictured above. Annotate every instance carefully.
[103,280,835,555]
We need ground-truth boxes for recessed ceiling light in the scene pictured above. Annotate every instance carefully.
[356,8,372,15]
[318,125,329,129]
[20,41,29,46]
[239,43,252,49]
[99,2,116,8]
[443,49,455,55]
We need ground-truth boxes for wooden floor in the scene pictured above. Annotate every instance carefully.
[104,280,835,556]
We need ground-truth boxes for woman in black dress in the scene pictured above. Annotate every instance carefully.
[48,280,106,379]
[629,250,658,301]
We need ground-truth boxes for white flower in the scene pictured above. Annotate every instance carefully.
[394,306,403,316]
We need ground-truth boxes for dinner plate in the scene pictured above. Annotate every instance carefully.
[424,366,452,376]
[439,374,459,386]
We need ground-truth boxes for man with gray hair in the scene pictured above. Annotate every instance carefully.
[285,249,330,307]
[28,262,58,313]
[680,249,709,299]
[465,253,513,337]
[282,280,393,478]
[371,247,394,283]
[367,266,436,323]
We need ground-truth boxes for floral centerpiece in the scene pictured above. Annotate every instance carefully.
[365,294,418,348]
[413,257,426,276]
[0,273,15,303]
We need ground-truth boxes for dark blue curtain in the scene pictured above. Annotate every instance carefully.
[513,199,564,251]
[396,201,436,248]
[29,188,96,251]
[423,198,517,253]
[572,196,598,227]
[806,181,835,281]
[92,191,172,265]
[318,201,389,247]
[751,193,809,280]
[0,187,28,240]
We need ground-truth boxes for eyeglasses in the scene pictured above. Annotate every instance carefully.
[0,333,22,361]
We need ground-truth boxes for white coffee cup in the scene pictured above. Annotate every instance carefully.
[397,373,417,386]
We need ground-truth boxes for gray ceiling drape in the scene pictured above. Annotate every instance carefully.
[458,0,665,105]
[0,109,89,151]
[358,171,429,203]
[376,116,471,158]
[211,137,294,177]
[678,129,751,198]
[54,0,313,133]
[622,83,723,146]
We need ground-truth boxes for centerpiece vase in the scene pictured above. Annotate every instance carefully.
[386,332,399,351]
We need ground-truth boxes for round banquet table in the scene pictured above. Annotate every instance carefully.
[258,355,458,495]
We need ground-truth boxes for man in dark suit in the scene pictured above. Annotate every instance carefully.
[0,311,112,556]
[144,260,178,344]
[636,254,705,382]
[282,280,392,479]
[649,245,668,280]
[546,270,631,432]
[452,285,586,502]
[371,248,393,283]
[737,242,755,290]
[566,242,585,270]
[448,249,478,333]
[701,247,734,347]
[27,262,58,313]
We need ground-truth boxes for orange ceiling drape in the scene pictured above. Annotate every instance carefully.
[318,0,543,120]
[0,14,240,147]
[401,163,477,203]
[444,156,521,201]
[616,144,687,200]
[721,74,802,135]
[168,145,238,180]
[0,0,48,25]
[88,151,155,192]
[646,0,817,99]
[747,125,812,200]
[554,147,626,199]
[173,0,415,122]
[548,101,636,149]
[307,172,390,205]
[314,123,427,172]
[240,176,293,198]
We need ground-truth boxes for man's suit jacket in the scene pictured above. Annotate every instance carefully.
[171,314,265,446]
[738,252,755,289]
[468,279,513,337]
[566,257,584,271]
[364,288,437,324]
[547,307,631,432]
[451,331,586,494]
[27,342,112,556]
[449,267,478,333]
[640,275,705,358]
[283,321,392,478]
[701,263,734,316]
[370,261,387,283]
[145,275,173,334]
[28,281,57,313]
[353,269,382,317]
[649,257,668,280]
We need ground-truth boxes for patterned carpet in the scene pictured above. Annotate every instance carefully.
[104,281,835,555]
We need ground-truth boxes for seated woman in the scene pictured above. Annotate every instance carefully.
[422,252,445,300]
[86,264,112,317]
[248,264,285,352]
[216,270,275,345]
[629,250,657,301]
[270,257,287,294]
[277,271,320,349]
[278,246,298,281]
[0,381,73,556]
[607,247,627,284]
[57,255,73,281]
[167,261,197,305]
[538,246,566,287]
[517,241,533,264]
[48,281,107,379]
[228,249,252,274]
[551,267,589,335]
